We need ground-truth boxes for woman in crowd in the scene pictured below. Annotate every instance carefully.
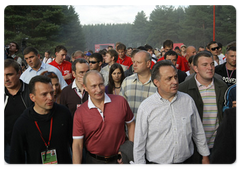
[105,63,125,95]
[41,71,62,104]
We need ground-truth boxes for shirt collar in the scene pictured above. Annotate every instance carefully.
[156,91,178,103]
[194,74,214,88]
[72,79,77,89]
[118,55,126,61]
[132,73,152,84]
[29,61,45,72]
[88,93,111,109]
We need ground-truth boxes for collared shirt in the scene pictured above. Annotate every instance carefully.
[20,62,67,89]
[88,93,111,120]
[134,91,210,164]
[72,94,134,156]
[116,55,133,68]
[73,93,112,140]
[72,79,85,99]
[195,76,218,149]
[119,73,157,117]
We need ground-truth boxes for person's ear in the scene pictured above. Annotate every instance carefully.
[153,78,159,87]
[82,84,88,92]
[29,93,36,103]
[193,65,198,73]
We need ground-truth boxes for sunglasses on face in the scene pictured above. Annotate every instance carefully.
[211,47,219,51]
[88,61,98,64]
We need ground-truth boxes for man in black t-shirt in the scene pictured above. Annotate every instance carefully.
[4,59,33,163]
[215,46,236,87]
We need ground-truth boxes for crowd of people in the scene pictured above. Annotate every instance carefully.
[4,39,236,164]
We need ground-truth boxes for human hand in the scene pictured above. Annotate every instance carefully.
[202,156,210,164]
[117,152,123,164]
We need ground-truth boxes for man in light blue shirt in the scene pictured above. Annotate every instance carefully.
[20,47,67,90]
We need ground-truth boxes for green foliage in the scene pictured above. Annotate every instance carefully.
[4,5,85,57]
[82,5,236,51]
[5,5,236,56]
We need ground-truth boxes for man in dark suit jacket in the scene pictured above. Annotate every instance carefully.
[179,51,228,163]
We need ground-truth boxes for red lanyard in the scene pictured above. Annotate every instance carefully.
[34,117,53,149]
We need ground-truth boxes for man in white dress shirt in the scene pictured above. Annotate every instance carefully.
[134,60,210,164]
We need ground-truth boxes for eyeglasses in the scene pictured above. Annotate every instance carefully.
[88,61,98,64]
[211,47,219,51]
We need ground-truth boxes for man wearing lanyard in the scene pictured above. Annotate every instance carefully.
[215,46,236,87]
[10,76,72,164]
[179,51,228,163]
[60,58,89,117]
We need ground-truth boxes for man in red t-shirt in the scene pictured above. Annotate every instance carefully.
[72,70,135,164]
[116,43,133,69]
[49,45,73,85]
[157,40,190,72]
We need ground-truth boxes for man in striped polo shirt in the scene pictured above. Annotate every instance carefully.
[179,51,227,163]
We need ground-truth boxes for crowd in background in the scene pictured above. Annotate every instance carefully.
[4,39,236,164]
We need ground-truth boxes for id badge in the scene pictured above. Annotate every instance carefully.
[41,149,58,164]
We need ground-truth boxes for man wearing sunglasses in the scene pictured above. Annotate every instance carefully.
[88,53,103,72]
[207,41,220,65]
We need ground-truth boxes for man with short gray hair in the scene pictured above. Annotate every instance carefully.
[72,70,135,164]
[134,60,210,164]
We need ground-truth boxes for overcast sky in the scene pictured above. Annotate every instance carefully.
[72,0,188,25]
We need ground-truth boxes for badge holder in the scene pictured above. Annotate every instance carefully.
[41,149,58,164]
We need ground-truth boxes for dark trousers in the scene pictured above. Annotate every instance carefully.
[86,152,118,164]
[4,142,10,163]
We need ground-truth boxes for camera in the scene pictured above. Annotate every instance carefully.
[5,45,10,56]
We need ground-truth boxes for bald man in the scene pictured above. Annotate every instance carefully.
[186,46,197,61]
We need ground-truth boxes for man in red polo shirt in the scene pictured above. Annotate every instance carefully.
[49,45,73,85]
[72,70,135,164]
[116,43,133,69]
